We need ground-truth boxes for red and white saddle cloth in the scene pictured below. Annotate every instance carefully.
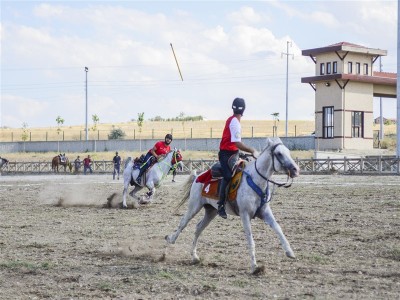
[196,160,246,201]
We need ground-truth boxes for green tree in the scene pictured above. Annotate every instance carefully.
[108,126,126,140]
[21,122,29,142]
[56,116,64,136]
[137,112,145,151]
[91,114,99,131]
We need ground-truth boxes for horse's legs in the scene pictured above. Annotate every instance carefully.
[191,205,217,263]
[240,212,259,274]
[165,198,204,245]
[261,205,295,258]
[122,181,130,208]
[139,186,155,204]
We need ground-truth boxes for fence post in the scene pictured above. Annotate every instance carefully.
[30,132,32,141]
[63,131,65,141]
[80,131,82,141]
[344,156,347,173]
[11,132,13,142]
[210,128,212,138]
[295,125,297,137]
[134,129,136,140]
[152,129,154,139]
[378,156,382,174]
[46,132,48,142]
[397,158,400,175]
[360,157,364,174]
[251,126,254,138]
[191,128,192,139]
[98,130,100,140]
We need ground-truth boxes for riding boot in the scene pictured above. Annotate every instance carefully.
[217,179,229,219]
[136,166,146,184]
[136,172,143,185]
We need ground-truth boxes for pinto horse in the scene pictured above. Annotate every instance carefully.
[122,149,183,207]
[166,138,300,274]
[51,155,72,173]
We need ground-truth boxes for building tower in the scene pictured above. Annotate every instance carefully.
[301,42,396,151]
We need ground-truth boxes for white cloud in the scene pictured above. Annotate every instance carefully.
[33,3,66,18]
[228,6,264,24]
[1,1,397,127]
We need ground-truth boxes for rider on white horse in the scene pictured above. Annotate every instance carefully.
[217,98,259,219]
[136,133,173,185]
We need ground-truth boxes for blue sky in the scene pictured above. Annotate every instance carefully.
[1,0,397,128]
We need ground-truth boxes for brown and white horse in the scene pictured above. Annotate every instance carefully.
[51,155,72,173]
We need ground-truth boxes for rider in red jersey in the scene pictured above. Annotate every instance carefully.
[217,98,259,219]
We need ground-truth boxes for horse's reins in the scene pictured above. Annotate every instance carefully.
[244,143,294,218]
[254,143,293,188]
[157,150,182,180]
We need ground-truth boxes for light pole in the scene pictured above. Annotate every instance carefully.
[282,41,293,137]
[85,67,88,141]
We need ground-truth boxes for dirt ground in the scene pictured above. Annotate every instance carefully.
[0,173,399,299]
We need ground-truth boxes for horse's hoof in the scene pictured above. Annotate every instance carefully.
[191,257,200,265]
[285,251,296,259]
[165,235,176,244]
[252,265,265,275]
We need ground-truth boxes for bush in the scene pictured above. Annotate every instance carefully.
[108,128,126,140]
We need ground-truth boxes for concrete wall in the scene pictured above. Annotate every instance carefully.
[0,136,315,153]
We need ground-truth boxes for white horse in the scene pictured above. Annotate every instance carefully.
[165,137,300,274]
[122,149,183,207]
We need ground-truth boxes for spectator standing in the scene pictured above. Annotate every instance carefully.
[113,151,122,180]
[83,155,93,175]
[74,155,82,174]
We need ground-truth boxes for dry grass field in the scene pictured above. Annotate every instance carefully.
[1,120,315,142]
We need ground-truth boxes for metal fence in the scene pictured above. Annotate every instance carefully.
[1,156,400,175]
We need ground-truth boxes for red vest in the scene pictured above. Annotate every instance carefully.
[219,115,238,151]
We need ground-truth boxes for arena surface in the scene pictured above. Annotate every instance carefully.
[0,173,399,299]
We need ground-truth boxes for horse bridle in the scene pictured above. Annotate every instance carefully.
[254,143,293,188]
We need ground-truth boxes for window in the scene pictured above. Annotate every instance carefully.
[323,106,334,138]
[364,63,369,75]
[320,63,325,75]
[356,63,361,74]
[333,61,337,74]
[352,111,364,138]
[326,62,331,74]
[348,62,353,74]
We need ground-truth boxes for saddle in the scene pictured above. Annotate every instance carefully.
[130,155,157,186]
[197,154,247,201]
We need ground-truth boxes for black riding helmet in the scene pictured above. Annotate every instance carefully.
[165,133,173,145]
[232,97,245,115]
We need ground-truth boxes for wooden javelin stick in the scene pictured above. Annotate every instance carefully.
[170,43,183,81]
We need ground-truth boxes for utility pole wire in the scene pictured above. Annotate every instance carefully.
[170,43,184,81]
[282,41,294,137]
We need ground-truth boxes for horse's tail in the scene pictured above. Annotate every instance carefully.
[175,170,197,210]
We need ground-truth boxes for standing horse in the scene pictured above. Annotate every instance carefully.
[166,138,300,274]
[51,155,71,173]
[122,149,183,207]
